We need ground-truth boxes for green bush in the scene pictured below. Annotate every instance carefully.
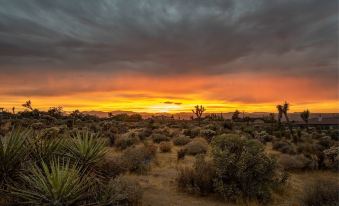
[173,135,191,146]
[199,129,216,142]
[10,160,92,205]
[66,131,107,171]
[211,134,286,202]
[301,177,339,206]
[0,128,31,188]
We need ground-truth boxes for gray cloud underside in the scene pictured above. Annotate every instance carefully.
[0,0,337,79]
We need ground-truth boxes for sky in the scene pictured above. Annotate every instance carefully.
[0,0,338,113]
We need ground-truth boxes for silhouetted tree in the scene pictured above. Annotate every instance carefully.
[12,107,15,114]
[276,105,283,126]
[300,109,310,130]
[277,102,293,139]
[192,105,205,125]
[232,110,241,122]
[22,100,33,111]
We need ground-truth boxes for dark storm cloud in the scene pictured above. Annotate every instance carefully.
[0,0,337,78]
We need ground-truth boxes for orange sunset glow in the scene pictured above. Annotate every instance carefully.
[0,0,338,114]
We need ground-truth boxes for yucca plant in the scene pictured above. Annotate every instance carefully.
[0,128,31,188]
[10,159,92,205]
[66,131,107,171]
[28,134,65,165]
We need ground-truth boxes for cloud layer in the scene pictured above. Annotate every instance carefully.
[0,0,337,112]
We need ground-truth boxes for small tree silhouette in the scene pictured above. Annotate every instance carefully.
[192,105,205,125]
[22,100,33,111]
[300,109,310,130]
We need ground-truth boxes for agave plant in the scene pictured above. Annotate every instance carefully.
[0,128,31,188]
[10,159,92,205]
[66,131,107,171]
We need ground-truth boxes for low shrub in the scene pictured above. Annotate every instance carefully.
[278,154,314,171]
[159,142,172,153]
[300,177,339,206]
[122,145,156,174]
[177,149,186,160]
[152,133,170,143]
[184,137,208,156]
[323,146,339,170]
[199,129,216,142]
[173,135,191,146]
[115,132,139,150]
[97,176,142,205]
[96,157,128,179]
[272,140,296,154]
[177,155,216,195]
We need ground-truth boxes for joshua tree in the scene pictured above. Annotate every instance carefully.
[277,102,293,138]
[22,100,33,111]
[276,105,283,126]
[300,109,310,130]
[192,105,205,125]
[12,107,15,114]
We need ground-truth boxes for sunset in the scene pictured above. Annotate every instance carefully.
[0,1,338,206]
[0,0,337,113]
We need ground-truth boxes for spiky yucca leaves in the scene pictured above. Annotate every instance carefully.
[66,131,107,172]
[29,135,65,165]
[0,128,31,188]
[10,159,92,205]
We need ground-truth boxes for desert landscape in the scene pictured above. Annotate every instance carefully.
[0,0,338,205]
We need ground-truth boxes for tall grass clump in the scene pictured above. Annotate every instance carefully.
[10,159,92,205]
[0,128,31,188]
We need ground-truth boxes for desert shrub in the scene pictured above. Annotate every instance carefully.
[177,155,216,195]
[183,127,200,138]
[0,128,31,188]
[115,132,139,149]
[40,127,61,139]
[199,129,216,142]
[317,136,332,149]
[152,133,170,143]
[66,131,107,171]
[159,142,172,153]
[272,140,296,154]
[97,176,142,205]
[184,137,208,156]
[29,135,65,164]
[177,149,186,160]
[122,145,156,174]
[323,146,339,170]
[278,154,314,171]
[173,135,191,146]
[138,128,153,140]
[300,177,339,206]
[10,160,92,205]
[96,157,128,179]
[211,134,286,202]
[256,131,274,144]
[329,129,339,141]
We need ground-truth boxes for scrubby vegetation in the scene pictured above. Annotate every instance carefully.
[0,102,338,205]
